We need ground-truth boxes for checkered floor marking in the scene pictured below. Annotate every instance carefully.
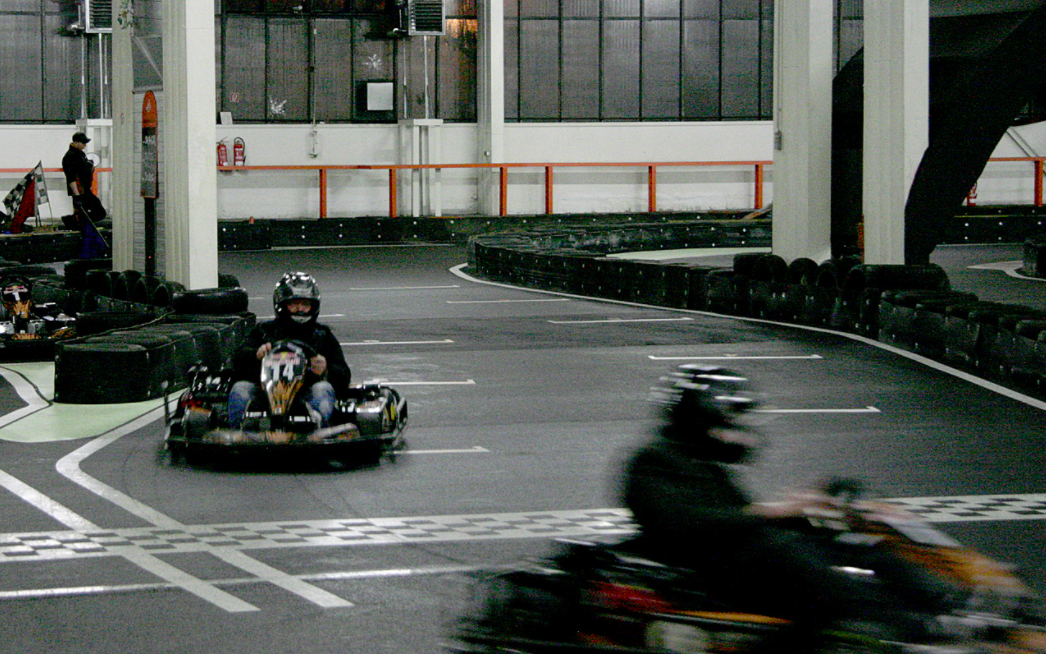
[886,494,1046,522]
[0,509,636,563]
[1,495,1044,563]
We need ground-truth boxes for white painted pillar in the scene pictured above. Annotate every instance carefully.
[863,0,929,264]
[110,1,134,270]
[162,0,218,289]
[771,0,833,263]
[477,0,504,216]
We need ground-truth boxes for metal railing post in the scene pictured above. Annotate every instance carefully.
[1036,159,1044,207]
[319,168,327,219]
[754,163,764,210]
[648,165,657,212]
[545,166,553,214]
[499,166,508,216]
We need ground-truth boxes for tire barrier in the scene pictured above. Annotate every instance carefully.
[54,342,166,404]
[799,261,844,327]
[832,263,950,336]
[748,254,788,320]
[53,312,255,404]
[468,223,1046,402]
[170,287,249,315]
[112,270,143,301]
[1024,236,1046,279]
[64,258,113,290]
[878,290,979,357]
[74,310,157,337]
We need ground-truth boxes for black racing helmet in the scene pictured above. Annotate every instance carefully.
[650,364,761,463]
[273,271,320,326]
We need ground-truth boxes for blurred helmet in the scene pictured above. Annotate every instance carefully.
[273,271,320,326]
[650,364,760,463]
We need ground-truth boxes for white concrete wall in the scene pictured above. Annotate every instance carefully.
[963,122,1046,207]
[2,120,1046,223]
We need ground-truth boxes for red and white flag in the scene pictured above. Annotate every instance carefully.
[1,162,44,234]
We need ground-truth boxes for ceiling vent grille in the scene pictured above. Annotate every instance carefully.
[408,0,444,36]
[85,0,113,33]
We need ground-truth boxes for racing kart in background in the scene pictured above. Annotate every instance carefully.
[164,339,408,467]
[0,273,76,360]
[447,479,1046,654]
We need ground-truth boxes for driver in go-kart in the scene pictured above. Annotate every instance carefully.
[228,272,351,428]
[620,365,962,645]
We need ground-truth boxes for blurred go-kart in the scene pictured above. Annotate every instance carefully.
[164,339,407,466]
[448,479,1046,654]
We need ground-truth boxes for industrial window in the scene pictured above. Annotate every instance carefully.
[505,0,775,122]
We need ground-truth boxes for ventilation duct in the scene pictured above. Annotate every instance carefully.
[407,0,444,36]
[84,0,113,33]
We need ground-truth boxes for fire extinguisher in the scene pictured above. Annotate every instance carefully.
[966,183,978,206]
[233,137,246,166]
[217,139,229,167]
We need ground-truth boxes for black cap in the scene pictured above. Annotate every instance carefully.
[72,132,90,144]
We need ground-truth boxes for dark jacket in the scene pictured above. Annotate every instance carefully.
[621,436,763,549]
[62,146,94,196]
[232,318,351,393]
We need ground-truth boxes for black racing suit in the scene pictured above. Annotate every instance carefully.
[621,434,963,639]
[621,436,868,625]
[232,317,351,392]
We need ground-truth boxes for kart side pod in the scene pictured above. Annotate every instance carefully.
[337,384,407,436]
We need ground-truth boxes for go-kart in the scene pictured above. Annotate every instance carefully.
[0,275,76,360]
[163,339,407,466]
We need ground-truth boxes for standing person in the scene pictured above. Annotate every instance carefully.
[228,272,351,428]
[61,131,107,228]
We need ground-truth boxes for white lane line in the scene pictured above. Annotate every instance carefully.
[449,264,1046,412]
[55,410,352,611]
[0,426,258,611]
[649,354,824,361]
[210,548,352,608]
[369,380,476,386]
[0,366,51,428]
[753,406,881,414]
[402,446,489,455]
[0,565,478,602]
[341,339,455,346]
[0,469,100,532]
[549,317,694,325]
[349,285,461,291]
[446,298,570,304]
[115,547,259,613]
[258,313,345,320]
[57,407,183,529]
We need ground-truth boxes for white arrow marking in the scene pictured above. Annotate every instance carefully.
[968,261,1045,281]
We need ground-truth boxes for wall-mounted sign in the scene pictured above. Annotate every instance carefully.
[141,91,159,199]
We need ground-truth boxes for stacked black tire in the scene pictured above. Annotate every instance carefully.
[469,229,1046,401]
[54,266,253,404]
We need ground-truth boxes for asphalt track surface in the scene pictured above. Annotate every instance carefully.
[0,243,1043,653]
